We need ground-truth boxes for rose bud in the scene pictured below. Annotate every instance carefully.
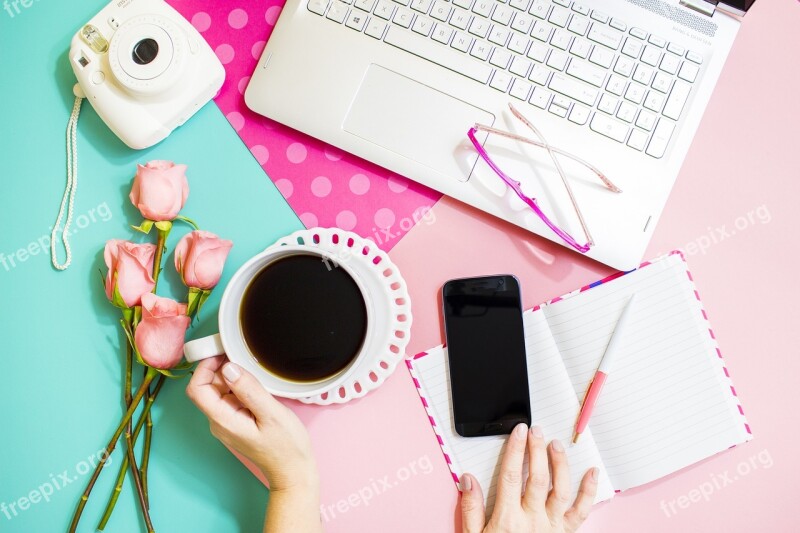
[104,240,156,308]
[129,160,189,222]
[174,230,233,290]
[134,293,191,369]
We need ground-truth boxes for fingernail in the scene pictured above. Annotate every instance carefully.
[530,425,544,439]
[513,423,528,440]
[462,474,472,491]
[222,363,241,383]
[551,439,564,452]
[590,467,599,481]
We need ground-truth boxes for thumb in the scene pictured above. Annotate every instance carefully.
[460,474,486,533]
[221,362,280,421]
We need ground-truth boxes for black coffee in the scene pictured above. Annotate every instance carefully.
[240,254,368,383]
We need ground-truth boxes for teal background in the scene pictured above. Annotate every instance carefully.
[0,1,303,531]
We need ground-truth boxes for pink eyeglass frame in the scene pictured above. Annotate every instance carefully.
[467,103,622,253]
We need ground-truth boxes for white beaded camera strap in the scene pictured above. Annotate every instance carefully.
[51,91,84,271]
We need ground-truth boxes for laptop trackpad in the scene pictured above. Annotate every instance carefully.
[343,65,494,182]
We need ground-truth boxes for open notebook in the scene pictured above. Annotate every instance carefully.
[406,252,752,510]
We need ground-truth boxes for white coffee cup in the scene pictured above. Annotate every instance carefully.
[184,245,375,399]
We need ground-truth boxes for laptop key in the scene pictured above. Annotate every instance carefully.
[490,70,513,92]
[354,0,376,10]
[529,86,552,108]
[431,23,454,43]
[645,117,675,158]
[588,23,623,50]
[549,73,598,106]
[365,18,388,38]
[451,31,474,52]
[510,78,532,100]
[326,2,349,23]
[374,0,396,19]
[548,103,568,118]
[568,104,590,125]
[470,40,492,60]
[566,58,606,87]
[410,0,432,12]
[412,15,434,36]
[662,81,691,120]
[394,7,415,28]
[590,113,629,142]
[627,129,648,151]
[678,61,699,83]
[529,0,550,19]
[308,0,329,15]
[430,0,452,21]
[385,26,492,82]
[346,10,369,30]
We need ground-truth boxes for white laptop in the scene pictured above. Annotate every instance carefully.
[245,0,755,270]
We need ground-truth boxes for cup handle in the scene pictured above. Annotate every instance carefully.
[184,334,225,363]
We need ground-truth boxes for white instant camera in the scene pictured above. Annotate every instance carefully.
[69,0,225,149]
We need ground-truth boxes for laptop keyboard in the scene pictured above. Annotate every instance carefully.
[307,0,704,158]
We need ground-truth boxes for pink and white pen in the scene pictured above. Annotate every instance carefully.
[572,294,637,444]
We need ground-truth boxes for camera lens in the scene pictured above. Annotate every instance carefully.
[132,38,159,65]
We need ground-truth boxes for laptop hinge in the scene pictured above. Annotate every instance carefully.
[679,0,716,17]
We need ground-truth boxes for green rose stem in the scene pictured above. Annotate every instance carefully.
[125,408,154,533]
[139,224,170,506]
[68,367,158,533]
[97,375,166,530]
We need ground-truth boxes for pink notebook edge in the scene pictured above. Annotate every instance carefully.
[405,249,753,494]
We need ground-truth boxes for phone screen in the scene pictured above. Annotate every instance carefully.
[442,275,531,437]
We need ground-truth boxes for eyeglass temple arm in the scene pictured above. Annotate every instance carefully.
[505,103,595,246]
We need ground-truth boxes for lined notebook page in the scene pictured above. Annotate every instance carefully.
[542,254,751,490]
[411,310,615,512]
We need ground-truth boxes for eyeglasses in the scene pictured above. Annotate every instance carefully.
[467,103,622,253]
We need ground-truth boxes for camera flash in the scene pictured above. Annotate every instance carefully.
[80,24,109,54]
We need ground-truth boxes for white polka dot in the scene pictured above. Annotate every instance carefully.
[215,44,235,65]
[336,210,357,231]
[324,147,342,161]
[251,145,269,165]
[387,175,409,193]
[274,178,294,199]
[238,76,251,95]
[191,12,211,32]
[286,143,307,164]
[299,212,318,228]
[226,111,245,131]
[228,8,248,29]
[374,208,396,229]
[349,174,371,195]
[265,5,282,26]
[311,176,332,198]
[251,40,266,60]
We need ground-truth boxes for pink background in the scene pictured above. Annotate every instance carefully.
[177,0,797,531]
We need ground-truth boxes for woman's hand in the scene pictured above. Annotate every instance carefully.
[460,424,598,533]
[186,356,322,533]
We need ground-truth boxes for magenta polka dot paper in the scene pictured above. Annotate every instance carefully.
[167,0,442,251]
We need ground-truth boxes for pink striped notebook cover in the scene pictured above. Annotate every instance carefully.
[406,251,752,510]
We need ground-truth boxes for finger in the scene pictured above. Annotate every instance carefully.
[522,425,550,512]
[495,423,529,512]
[545,439,571,517]
[460,474,486,533]
[221,362,282,422]
[186,356,228,418]
[563,467,599,533]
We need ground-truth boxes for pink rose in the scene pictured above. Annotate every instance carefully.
[134,293,191,369]
[104,240,156,308]
[174,230,233,290]
[129,160,189,221]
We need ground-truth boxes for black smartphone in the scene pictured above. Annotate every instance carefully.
[442,275,531,437]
